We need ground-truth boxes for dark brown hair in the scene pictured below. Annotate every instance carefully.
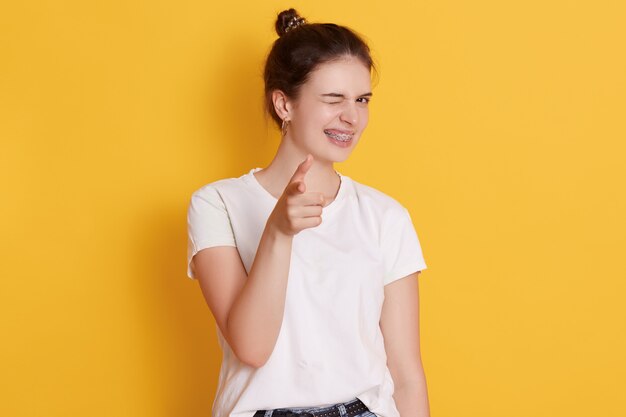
[263,8,378,129]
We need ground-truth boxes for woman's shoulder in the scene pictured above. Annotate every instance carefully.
[190,169,254,199]
[347,176,409,214]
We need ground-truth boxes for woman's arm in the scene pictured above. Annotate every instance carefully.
[192,155,321,368]
[380,271,430,417]
[192,224,293,368]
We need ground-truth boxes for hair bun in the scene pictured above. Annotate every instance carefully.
[275,8,307,37]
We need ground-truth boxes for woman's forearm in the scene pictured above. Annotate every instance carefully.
[226,222,293,367]
[393,367,431,417]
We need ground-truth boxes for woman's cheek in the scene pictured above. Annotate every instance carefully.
[359,109,369,125]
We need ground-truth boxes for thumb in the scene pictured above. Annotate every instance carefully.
[286,178,306,196]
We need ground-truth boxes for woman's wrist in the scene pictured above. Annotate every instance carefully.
[263,221,294,244]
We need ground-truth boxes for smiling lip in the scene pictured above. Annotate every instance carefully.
[325,129,354,148]
[324,129,354,135]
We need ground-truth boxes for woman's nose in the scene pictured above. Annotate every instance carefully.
[339,102,358,125]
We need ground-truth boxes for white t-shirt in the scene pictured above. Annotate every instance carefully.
[187,167,427,417]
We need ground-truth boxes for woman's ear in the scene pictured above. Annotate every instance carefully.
[272,90,292,121]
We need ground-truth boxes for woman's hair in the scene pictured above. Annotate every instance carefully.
[263,8,378,129]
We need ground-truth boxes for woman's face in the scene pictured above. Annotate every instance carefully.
[287,56,372,163]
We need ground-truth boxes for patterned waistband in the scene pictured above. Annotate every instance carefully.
[253,398,369,417]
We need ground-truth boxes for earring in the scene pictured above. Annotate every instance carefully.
[281,118,290,137]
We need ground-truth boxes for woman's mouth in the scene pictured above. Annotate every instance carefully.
[324,129,354,147]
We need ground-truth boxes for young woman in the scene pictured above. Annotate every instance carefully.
[187,8,430,417]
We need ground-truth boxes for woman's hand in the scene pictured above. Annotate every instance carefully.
[267,154,325,237]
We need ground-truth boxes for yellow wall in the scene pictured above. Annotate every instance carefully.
[1,1,624,416]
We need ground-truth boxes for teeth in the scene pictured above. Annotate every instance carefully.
[325,130,352,142]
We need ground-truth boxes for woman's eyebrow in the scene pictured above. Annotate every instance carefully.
[320,92,373,98]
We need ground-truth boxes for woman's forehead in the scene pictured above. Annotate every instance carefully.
[305,59,372,91]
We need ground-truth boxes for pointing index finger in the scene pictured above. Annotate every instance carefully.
[289,154,313,185]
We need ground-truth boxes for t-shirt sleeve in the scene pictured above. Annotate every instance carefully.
[381,206,427,285]
[186,185,237,280]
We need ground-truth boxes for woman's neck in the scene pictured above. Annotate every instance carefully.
[254,142,341,206]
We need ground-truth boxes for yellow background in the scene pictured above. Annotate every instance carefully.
[1,0,625,416]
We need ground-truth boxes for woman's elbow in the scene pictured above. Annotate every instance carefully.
[224,316,274,368]
[231,344,270,368]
